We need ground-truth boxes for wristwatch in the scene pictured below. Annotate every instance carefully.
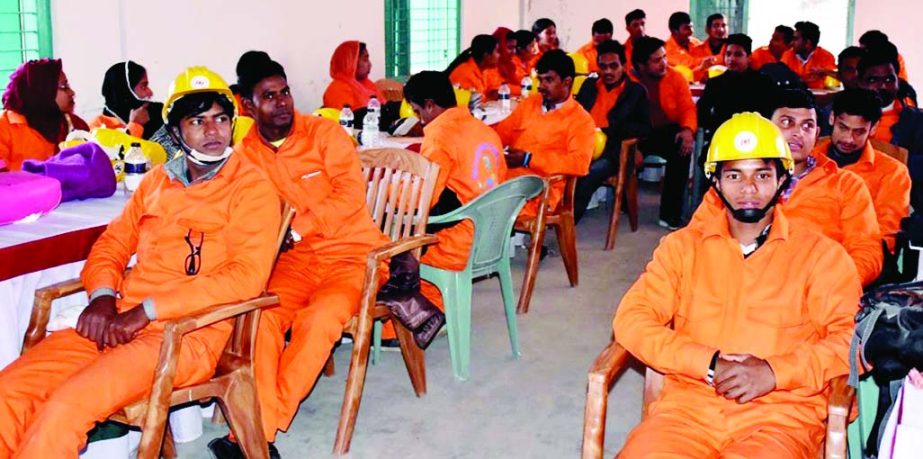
[706,350,720,386]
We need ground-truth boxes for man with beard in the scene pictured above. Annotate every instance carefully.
[693,13,729,68]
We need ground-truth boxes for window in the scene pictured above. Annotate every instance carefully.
[0,0,52,90]
[384,0,460,79]
[690,0,748,38]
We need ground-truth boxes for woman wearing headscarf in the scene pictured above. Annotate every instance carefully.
[0,59,89,171]
[446,34,501,99]
[322,41,383,110]
[89,61,162,139]
[492,27,522,95]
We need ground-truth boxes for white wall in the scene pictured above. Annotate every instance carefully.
[747,0,851,56]
[854,0,922,90]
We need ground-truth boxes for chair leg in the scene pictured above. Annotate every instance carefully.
[323,354,336,377]
[333,314,374,455]
[371,320,383,365]
[449,272,474,381]
[161,421,177,459]
[517,224,546,314]
[392,320,427,395]
[497,260,521,359]
[606,179,625,251]
[627,175,639,232]
[554,217,579,287]
[439,278,464,380]
[219,376,269,459]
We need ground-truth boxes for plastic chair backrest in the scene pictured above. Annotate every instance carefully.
[429,176,543,277]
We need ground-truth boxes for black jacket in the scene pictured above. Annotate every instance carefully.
[575,76,651,162]
[696,69,777,136]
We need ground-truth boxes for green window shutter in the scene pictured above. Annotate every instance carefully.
[0,0,53,94]
[690,0,748,39]
[385,0,460,80]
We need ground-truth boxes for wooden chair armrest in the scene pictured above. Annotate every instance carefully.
[22,277,87,352]
[824,374,853,459]
[582,341,632,459]
[166,294,281,337]
[367,235,439,263]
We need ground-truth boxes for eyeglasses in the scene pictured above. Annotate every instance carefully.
[184,229,204,276]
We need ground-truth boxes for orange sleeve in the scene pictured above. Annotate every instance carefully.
[126,122,144,138]
[449,63,485,95]
[765,241,861,392]
[613,233,718,380]
[492,102,527,146]
[289,122,371,239]
[672,74,698,132]
[838,172,883,285]
[878,162,912,252]
[323,81,357,109]
[528,113,595,177]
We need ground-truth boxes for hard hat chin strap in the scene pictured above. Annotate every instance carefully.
[173,127,233,166]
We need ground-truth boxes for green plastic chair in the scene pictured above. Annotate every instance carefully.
[373,176,544,380]
[424,175,544,380]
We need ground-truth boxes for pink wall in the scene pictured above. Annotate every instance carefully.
[854,0,922,90]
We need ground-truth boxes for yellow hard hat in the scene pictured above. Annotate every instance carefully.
[162,66,236,123]
[454,86,472,108]
[704,112,794,178]
[674,65,694,82]
[592,129,607,160]
[399,99,415,118]
[572,75,587,94]
[568,52,590,75]
[707,65,727,79]
[824,75,842,90]
[233,116,255,144]
[312,107,341,121]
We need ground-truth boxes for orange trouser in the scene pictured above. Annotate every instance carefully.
[0,327,226,458]
[419,220,475,312]
[619,388,824,458]
[252,245,378,442]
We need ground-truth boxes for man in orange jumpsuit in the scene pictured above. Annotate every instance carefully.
[403,71,508,310]
[493,49,596,219]
[692,89,883,285]
[575,18,613,74]
[622,9,646,70]
[208,55,389,456]
[630,36,697,229]
[818,88,911,253]
[780,21,836,89]
[750,25,793,70]
[858,30,909,81]
[615,112,861,458]
[0,67,282,458]
[664,12,713,81]
[692,13,728,69]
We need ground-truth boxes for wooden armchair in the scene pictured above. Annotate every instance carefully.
[331,148,440,455]
[21,204,295,459]
[514,174,579,314]
[581,341,854,459]
[870,138,909,164]
[604,139,641,251]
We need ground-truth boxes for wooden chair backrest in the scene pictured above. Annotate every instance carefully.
[870,138,909,164]
[374,79,405,103]
[359,148,440,249]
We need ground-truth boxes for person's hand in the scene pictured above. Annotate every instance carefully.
[675,129,694,156]
[698,56,717,71]
[714,354,777,403]
[106,305,151,347]
[505,149,528,168]
[129,103,150,126]
[76,295,118,350]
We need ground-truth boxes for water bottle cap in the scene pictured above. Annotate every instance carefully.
[344,104,351,108]
[131,142,141,147]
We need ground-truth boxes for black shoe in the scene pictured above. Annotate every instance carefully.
[208,435,280,459]
[268,442,281,459]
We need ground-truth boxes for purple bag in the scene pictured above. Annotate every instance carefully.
[22,143,117,202]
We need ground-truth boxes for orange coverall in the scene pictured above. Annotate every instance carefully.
[235,113,389,441]
[576,41,599,73]
[88,114,143,138]
[780,47,836,89]
[816,138,911,252]
[614,206,861,458]
[629,66,698,132]
[0,155,281,457]
[449,58,493,97]
[0,110,56,171]
[588,79,625,129]
[693,152,882,285]
[692,41,726,66]
[665,35,703,70]
[749,46,780,70]
[418,106,507,310]
[493,95,595,217]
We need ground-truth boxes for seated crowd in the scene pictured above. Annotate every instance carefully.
[0,6,918,458]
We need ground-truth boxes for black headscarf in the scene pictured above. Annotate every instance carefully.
[101,61,163,138]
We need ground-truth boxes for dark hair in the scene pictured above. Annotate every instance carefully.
[774,25,794,43]
[706,13,725,29]
[532,18,556,36]
[831,88,883,124]
[858,41,901,78]
[404,71,457,109]
[668,12,692,32]
[166,92,235,127]
[513,29,537,52]
[726,34,752,55]
[838,46,865,65]
[236,51,287,99]
[359,42,367,55]
[535,49,575,80]
[101,61,147,121]
[625,9,645,26]
[774,88,816,112]
[631,36,665,67]
[596,40,626,65]
[592,18,613,35]
[794,21,821,47]
[859,30,889,47]
[445,34,498,74]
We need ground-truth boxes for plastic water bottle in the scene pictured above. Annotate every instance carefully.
[498,83,511,112]
[520,75,533,97]
[339,104,354,135]
[361,111,379,148]
[366,95,381,115]
[123,142,147,192]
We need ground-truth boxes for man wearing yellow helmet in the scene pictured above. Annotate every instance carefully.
[0,66,282,457]
[613,112,861,458]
